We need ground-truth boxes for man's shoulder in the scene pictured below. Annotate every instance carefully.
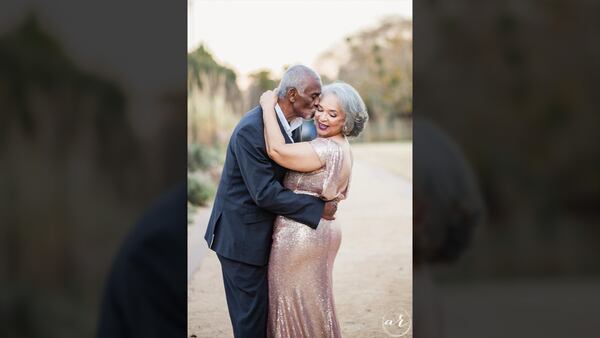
[234,106,263,136]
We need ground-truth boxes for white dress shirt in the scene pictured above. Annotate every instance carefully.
[275,103,303,143]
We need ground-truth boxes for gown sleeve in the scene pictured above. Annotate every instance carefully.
[309,138,345,201]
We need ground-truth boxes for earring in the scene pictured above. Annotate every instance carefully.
[343,125,348,135]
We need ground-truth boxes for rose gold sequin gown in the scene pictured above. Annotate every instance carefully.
[268,138,350,338]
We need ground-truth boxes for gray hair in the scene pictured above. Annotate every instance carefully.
[321,82,369,137]
[277,65,322,99]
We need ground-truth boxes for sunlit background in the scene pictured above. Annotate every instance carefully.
[186,0,413,218]
[187,0,413,182]
[188,0,412,87]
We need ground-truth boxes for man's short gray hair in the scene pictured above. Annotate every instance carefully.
[277,65,322,99]
[321,82,369,137]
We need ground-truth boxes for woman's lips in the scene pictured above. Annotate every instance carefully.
[317,123,329,131]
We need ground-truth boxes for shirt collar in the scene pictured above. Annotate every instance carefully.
[275,103,303,139]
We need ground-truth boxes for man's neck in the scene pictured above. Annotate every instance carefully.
[277,99,297,123]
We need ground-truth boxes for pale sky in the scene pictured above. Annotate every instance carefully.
[188,0,412,89]
[0,0,411,137]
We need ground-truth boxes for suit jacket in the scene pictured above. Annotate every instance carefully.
[204,106,325,266]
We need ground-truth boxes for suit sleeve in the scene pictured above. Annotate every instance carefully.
[233,126,325,228]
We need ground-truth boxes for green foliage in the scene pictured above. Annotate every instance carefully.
[187,45,243,146]
[187,173,215,206]
[188,45,233,89]
[188,203,197,224]
[338,16,413,122]
[187,44,242,111]
[188,143,220,171]
[316,16,413,141]
[252,70,277,90]
[245,69,279,110]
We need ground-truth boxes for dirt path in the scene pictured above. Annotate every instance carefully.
[188,142,412,337]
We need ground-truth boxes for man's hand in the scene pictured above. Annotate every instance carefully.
[321,200,338,220]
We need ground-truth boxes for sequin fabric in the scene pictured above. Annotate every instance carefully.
[267,138,350,338]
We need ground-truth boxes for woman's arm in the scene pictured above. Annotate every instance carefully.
[260,90,323,172]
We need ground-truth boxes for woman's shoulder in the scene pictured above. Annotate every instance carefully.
[309,137,344,149]
[309,137,339,152]
[309,137,346,162]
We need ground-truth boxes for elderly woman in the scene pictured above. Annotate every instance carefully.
[259,81,368,338]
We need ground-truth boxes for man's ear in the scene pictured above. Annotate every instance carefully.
[288,88,297,103]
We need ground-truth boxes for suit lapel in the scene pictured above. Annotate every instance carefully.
[264,108,291,178]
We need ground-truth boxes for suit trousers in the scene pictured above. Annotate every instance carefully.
[217,254,269,338]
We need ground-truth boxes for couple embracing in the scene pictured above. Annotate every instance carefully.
[204,65,368,338]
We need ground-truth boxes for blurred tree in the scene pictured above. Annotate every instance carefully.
[188,45,242,145]
[245,69,278,111]
[316,16,413,141]
[339,16,413,121]
[187,44,240,106]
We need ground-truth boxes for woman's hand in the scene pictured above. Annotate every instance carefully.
[259,89,278,110]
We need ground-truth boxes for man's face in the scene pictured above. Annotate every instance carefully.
[291,78,322,120]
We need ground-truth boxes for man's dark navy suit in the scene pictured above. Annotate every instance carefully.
[204,106,324,337]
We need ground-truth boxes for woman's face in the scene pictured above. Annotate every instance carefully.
[314,93,346,138]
